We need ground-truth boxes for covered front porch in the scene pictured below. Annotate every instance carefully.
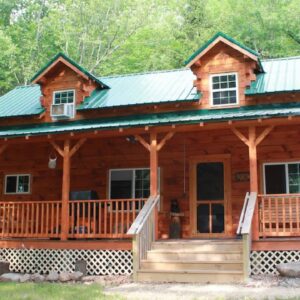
[1,121,300,245]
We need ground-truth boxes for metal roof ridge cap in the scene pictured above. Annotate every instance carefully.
[98,68,191,80]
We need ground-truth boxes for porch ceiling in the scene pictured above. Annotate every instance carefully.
[0,102,300,139]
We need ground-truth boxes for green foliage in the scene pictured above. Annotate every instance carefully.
[0,0,299,94]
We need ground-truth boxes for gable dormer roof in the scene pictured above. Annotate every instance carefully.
[184,32,264,72]
[31,52,110,89]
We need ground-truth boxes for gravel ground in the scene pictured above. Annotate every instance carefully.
[104,275,300,300]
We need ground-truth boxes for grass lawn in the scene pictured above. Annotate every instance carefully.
[0,282,123,300]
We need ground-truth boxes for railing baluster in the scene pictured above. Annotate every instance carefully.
[297,196,300,232]
[21,203,25,236]
[2,203,6,237]
[275,197,279,234]
[268,197,271,234]
[121,200,124,237]
[87,202,91,235]
[115,199,119,236]
[110,200,113,237]
[289,197,293,233]
[282,197,286,233]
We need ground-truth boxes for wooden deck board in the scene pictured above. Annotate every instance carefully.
[0,239,132,250]
[252,238,300,251]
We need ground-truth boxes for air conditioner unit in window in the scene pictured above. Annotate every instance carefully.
[51,103,75,120]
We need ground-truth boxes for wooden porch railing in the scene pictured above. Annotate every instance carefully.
[127,195,160,280]
[68,199,145,239]
[0,201,62,238]
[237,192,257,280]
[258,194,300,237]
[0,198,146,239]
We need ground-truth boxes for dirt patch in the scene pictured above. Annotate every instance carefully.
[104,275,300,300]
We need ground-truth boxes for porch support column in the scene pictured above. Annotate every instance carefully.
[135,131,175,240]
[150,133,158,197]
[232,125,274,240]
[150,133,159,239]
[61,139,71,241]
[50,138,87,241]
[248,127,259,240]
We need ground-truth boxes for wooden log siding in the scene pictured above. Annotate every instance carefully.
[0,199,145,239]
[258,194,300,237]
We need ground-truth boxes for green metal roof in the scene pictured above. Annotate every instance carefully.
[246,56,300,95]
[184,32,261,66]
[0,69,199,118]
[0,85,44,118]
[1,54,300,119]
[78,69,199,110]
[30,53,109,89]
[1,102,300,139]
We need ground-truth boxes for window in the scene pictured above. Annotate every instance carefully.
[109,168,159,210]
[264,162,300,194]
[109,169,151,200]
[4,174,31,194]
[211,73,238,106]
[53,90,75,105]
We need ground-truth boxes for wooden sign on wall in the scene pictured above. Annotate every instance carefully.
[234,172,250,182]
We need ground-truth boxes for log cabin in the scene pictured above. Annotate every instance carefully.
[0,32,300,282]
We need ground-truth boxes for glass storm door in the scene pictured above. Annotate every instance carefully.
[196,162,225,235]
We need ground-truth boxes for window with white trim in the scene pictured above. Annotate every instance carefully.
[53,90,75,105]
[109,169,151,199]
[211,73,238,106]
[264,162,300,194]
[109,168,160,210]
[5,174,31,194]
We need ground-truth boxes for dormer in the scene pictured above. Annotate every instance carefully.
[31,53,109,121]
[185,32,264,109]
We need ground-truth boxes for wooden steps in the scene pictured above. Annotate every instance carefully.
[136,239,244,283]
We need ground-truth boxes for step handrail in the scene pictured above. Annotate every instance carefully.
[127,194,160,280]
[237,192,257,235]
[127,195,159,235]
[236,191,257,280]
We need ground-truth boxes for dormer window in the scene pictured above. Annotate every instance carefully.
[54,90,75,105]
[51,89,75,120]
[210,73,238,106]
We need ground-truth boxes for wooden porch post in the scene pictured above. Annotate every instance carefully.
[248,127,259,240]
[50,138,87,241]
[61,139,71,240]
[150,133,158,196]
[135,131,175,241]
[232,126,274,241]
[150,132,159,240]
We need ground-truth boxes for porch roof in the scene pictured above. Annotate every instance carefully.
[1,102,300,139]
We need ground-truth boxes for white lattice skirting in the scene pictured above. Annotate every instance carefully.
[0,248,133,275]
[251,251,300,275]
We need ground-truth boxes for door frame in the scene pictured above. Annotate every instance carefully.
[189,154,233,238]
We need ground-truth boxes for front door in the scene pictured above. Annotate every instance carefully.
[190,155,231,237]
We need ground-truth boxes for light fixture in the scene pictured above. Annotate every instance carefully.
[48,153,57,169]
[126,136,136,143]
